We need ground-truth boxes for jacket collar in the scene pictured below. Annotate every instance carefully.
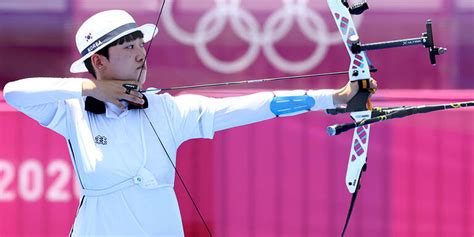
[84,95,149,114]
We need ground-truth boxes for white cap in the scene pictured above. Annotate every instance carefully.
[70,10,158,73]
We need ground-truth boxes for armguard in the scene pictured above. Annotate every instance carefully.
[270,91,316,117]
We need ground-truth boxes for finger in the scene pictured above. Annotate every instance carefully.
[129,90,143,98]
[369,79,378,89]
[122,93,145,105]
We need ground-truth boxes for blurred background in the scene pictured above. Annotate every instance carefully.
[0,0,473,236]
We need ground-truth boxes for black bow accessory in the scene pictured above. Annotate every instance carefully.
[84,95,148,114]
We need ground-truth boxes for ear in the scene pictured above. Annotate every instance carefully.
[90,54,107,72]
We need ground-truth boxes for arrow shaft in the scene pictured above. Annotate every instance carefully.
[140,71,349,93]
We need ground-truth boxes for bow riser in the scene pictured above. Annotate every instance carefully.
[327,0,372,194]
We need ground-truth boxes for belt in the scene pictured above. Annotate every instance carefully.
[81,168,168,197]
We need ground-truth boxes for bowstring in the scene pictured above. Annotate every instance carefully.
[137,1,213,236]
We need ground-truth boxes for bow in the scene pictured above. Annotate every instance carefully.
[326,1,374,235]
[326,1,446,236]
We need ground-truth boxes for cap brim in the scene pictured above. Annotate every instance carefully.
[70,23,158,73]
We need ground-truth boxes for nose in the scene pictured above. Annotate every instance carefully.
[136,45,146,63]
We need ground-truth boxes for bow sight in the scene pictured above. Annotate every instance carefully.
[349,19,447,65]
[342,1,446,65]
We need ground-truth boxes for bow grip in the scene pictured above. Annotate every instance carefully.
[346,79,372,112]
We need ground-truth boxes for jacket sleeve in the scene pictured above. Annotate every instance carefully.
[3,77,86,137]
[161,89,335,145]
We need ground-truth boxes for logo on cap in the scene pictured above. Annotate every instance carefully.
[85,33,93,42]
[87,40,103,53]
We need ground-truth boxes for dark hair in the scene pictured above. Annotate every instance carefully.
[84,30,144,78]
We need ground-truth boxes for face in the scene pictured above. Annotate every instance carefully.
[96,37,147,84]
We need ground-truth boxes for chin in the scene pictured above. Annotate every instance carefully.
[137,72,147,84]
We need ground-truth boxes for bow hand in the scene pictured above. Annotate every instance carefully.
[333,78,377,108]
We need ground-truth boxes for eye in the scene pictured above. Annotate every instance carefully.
[125,44,134,49]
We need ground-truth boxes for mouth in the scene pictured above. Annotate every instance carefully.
[137,64,147,70]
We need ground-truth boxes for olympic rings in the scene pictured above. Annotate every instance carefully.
[162,0,364,74]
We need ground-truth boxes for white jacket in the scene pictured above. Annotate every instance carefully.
[3,77,334,236]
